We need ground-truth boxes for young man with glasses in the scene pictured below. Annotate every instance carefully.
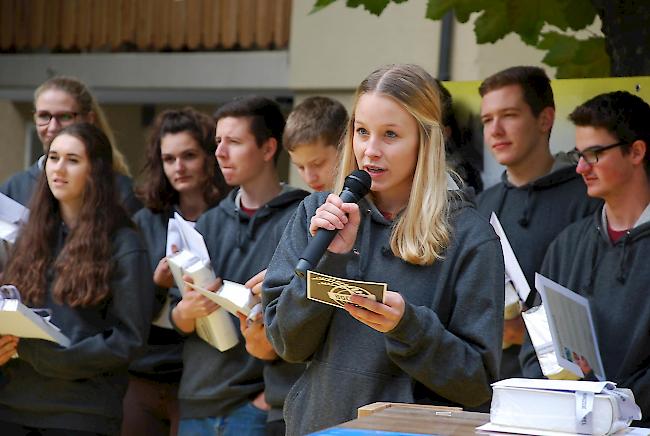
[476,66,601,382]
[0,76,140,214]
[521,91,650,427]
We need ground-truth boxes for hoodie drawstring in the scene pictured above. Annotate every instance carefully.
[518,185,535,228]
[358,208,374,277]
[235,213,244,249]
[616,233,632,284]
[495,182,537,228]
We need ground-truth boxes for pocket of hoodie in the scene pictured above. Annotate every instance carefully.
[284,359,413,435]
[283,371,306,434]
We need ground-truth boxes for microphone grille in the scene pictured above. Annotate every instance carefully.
[344,170,372,196]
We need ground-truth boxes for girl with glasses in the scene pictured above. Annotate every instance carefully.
[2,76,141,216]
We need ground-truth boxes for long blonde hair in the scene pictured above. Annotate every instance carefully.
[34,76,131,176]
[334,64,451,265]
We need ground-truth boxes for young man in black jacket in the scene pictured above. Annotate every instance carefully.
[170,96,308,436]
[521,91,650,427]
[476,66,601,380]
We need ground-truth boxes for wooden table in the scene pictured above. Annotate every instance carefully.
[332,403,490,435]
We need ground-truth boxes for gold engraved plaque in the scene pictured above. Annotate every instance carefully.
[306,270,385,308]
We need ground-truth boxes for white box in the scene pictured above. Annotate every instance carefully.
[188,280,258,318]
[0,299,70,347]
[482,378,641,435]
[167,250,239,352]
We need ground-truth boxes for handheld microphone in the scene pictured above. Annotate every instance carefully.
[295,170,372,278]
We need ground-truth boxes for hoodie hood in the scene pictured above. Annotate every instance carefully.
[476,153,601,297]
[583,203,650,288]
[359,174,471,229]
[495,154,582,228]
[219,185,309,249]
[500,153,578,190]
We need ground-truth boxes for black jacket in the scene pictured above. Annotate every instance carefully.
[521,206,650,427]
[477,157,602,380]
[0,224,155,435]
[477,158,602,299]
[176,186,308,421]
[264,191,504,435]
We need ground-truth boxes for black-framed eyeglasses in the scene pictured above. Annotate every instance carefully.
[33,110,79,126]
[567,141,628,165]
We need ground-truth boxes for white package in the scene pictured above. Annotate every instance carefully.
[167,250,239,352]
[522,304,580,380]
[188,280,258,318]
[487,378,641,435]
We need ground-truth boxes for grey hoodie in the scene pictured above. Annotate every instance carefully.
[521,205,650,427]
[477,155,602,381]
[263,191,504,435]
[477,154,602,302]
[176,186,308,421]
[0,224,155,435]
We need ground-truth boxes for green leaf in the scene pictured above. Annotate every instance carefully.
[560,0,596,30]
[426,0,488,23]
[474,2,510,44]
[506,0,547,45]
[346,0,391,16]
[539,32,610,78]
[538,32,578,64]
[312,0,604,76]
[508,0,595,33]
[456,0,491,22]
[310,0,339,14]
[474,0,598,46]
[426,0,461,20]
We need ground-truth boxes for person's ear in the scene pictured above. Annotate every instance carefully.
[629,139,647,166]
[538,107,555,134]
[262,137,278,162]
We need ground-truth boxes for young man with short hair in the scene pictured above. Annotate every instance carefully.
[283,96,347,192]
[476,66,600,379]
[521,91,650,427]
[171,96,308,436]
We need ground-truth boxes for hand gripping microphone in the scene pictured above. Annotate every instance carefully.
[295,169,372,278]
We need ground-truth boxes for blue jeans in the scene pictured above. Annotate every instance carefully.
[178,402,267,436]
